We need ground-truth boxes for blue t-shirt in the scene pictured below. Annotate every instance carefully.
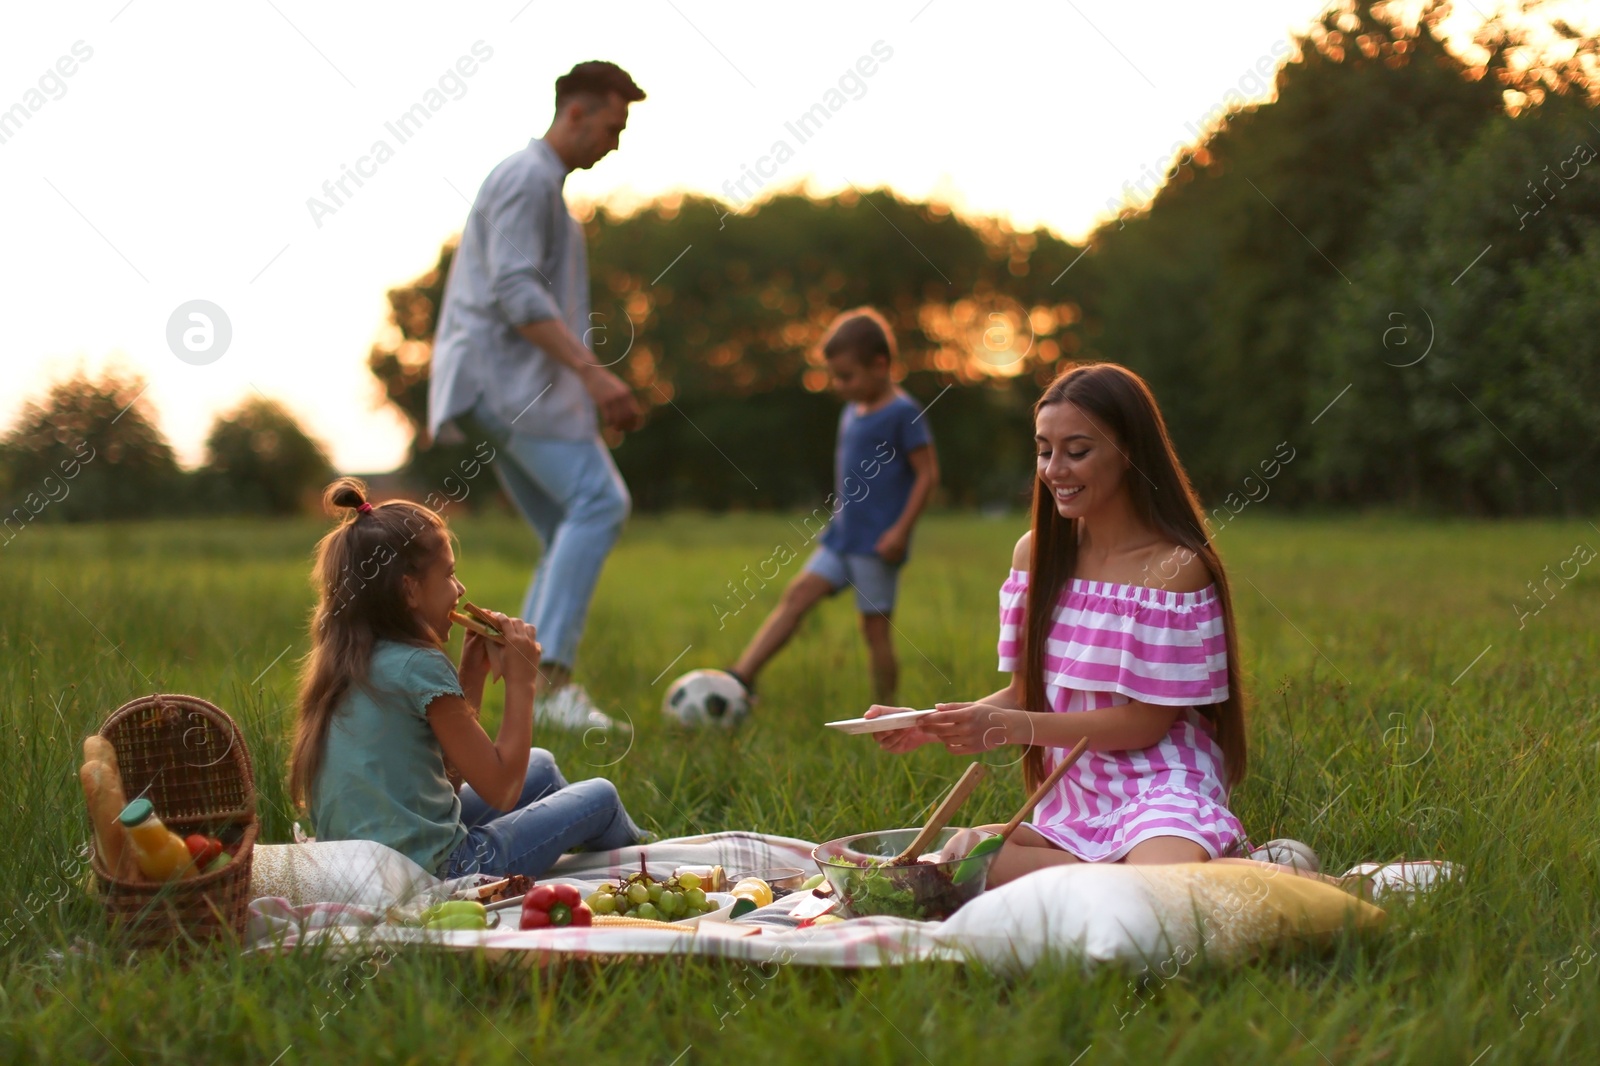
[819,391,933,558]
[310,640,468,875]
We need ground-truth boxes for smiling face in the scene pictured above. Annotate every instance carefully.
[1035,401,1130,518]
[403,538,466,642]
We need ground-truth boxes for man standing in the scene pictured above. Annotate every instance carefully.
[429,61,645,732]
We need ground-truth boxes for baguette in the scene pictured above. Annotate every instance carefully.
[83,735,119,778]
[80,759,135,880]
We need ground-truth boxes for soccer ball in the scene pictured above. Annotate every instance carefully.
[663,669,751,730]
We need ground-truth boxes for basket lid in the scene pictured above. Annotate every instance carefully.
[100,694,256,823]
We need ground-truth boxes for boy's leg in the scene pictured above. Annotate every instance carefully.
[845,554,902,705]
[860,613,897,705]
[729,549,843,687]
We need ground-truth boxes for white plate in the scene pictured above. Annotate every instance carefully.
[673,891,735,927]
[485,893,527,913]
[824,708,935,734]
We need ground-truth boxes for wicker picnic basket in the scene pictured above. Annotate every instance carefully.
[90,694,258,947]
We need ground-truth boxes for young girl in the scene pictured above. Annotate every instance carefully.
[871,363,1290,886]
[290,478,647,879]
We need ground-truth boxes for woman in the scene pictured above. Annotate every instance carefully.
[868,363,1319,886]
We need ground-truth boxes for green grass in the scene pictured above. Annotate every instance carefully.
[2,511,1597,1063]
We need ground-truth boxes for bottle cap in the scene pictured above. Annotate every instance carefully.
[118,797,155,827]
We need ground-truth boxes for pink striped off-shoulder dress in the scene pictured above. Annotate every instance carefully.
[997,569,1245,861]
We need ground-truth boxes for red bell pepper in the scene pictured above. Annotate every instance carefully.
[519,883,593,930]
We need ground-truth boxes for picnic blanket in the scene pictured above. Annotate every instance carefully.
[247,833,1388,971]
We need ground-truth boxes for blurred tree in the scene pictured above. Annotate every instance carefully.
[366,239,487,499]
[0,366,182,525]
[1306,97,1600,513]
[198,397,335,515]
[372,189,1082,510]
[366,0,1596,516]
[1084,0,1511,501]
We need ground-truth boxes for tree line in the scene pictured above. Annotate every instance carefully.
[0,370,331,533]
[5,1,1596,524]
[373,1,1600,516]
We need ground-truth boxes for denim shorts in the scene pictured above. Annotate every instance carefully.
[803,545,901,615]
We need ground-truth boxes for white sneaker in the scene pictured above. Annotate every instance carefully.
[1340,861,1456,901]
[535,684,630,733]
[1247,838,1322,873]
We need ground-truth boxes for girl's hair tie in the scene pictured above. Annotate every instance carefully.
[356,502,373,514]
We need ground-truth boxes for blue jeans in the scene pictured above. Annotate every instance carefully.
[440,749,644,878]
[464,403,630,670]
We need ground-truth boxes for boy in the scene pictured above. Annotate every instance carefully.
[729,308,939,704]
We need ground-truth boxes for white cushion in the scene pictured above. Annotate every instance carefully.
[250,840,440,909]
[937,864,1173,972]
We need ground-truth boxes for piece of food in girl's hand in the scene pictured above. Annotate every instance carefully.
[462,601,507,638]
[462,601,501,628]
[449,608,505,643]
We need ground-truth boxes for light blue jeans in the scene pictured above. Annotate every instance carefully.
[464,403,630,669]
[440,749,645,878]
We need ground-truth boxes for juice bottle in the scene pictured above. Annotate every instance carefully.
[118,798,196,881]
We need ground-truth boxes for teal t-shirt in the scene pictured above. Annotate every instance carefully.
[310,639,468,874]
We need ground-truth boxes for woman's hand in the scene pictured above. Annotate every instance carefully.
[921,702,1020,756]
[865,704,937,754]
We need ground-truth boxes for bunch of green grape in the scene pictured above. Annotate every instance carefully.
[585,870,716,922]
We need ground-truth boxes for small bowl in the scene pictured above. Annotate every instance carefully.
[812,827,999,921]
[736,867,808,891]
[672,891,736,926]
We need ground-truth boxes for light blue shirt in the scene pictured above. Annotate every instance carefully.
[310,640,468,875]
[429,137,596,443]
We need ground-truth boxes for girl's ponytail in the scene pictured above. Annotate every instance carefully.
[326,478,367,515]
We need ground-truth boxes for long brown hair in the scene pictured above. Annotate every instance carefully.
[289,477,453,809]
[1020,363,1248,792]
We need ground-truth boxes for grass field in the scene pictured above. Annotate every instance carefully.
[2,510,1597,1064]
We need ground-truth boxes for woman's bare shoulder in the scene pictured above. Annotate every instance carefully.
[1012,531,1032,571]
[1145,542,1214,593]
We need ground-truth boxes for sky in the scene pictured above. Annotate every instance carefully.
[0,0,1517,473]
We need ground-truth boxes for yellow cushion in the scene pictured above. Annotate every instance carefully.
[1133,862,1385,961]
